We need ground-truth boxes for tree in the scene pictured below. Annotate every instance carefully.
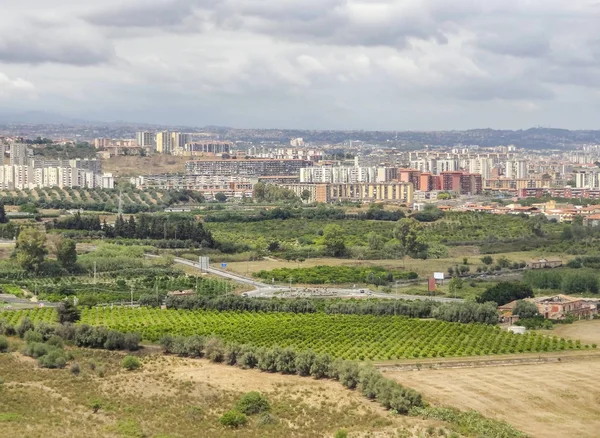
[0,202,8,224]
[57,300,81,324]
[19,203,39,214]
[15,227,48,272]
[477,282,534,306]
[448,276,464,297]
[393,218,426,258]
[367,232,385,251]
[56,238,77,271]
[215,192,227,202]
[480,256,494,265]
[513,300,539,319]
[322,224,346,257]
[300,189,311,203]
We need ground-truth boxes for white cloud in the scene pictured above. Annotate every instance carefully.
[0,73,36,99]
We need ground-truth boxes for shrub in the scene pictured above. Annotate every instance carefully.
[295,349,316,376]
[24,330,44,344]
[123,333,141,351]
[256,412,279,426]
[310,353,332,379]
[237,346,258,369]
[335,430,348,438]
[257,347,280,372]
[205,337,225,362]
[122,356,141,371]
[38,349,67,369]
[70,362,81,375]
[104,330,125,350]
[234,391,271,415]
[224,343,243,365]
[335,360,360,389]
[183,335,205,358]
[275,347,296,374]
[0,336,9,353]
[46,335,64,349]
[219,410,247,428]
[0,322,15,336]
[16,317,34,338]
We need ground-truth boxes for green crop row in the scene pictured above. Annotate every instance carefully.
[2,307,586,361]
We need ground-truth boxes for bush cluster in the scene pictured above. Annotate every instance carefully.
[160,336,423,414]
[2,318,140,352]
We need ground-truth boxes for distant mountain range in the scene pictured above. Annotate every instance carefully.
[1,112,599,149]
[0,111,94,125]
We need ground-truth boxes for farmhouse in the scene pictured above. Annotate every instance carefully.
[527,258,563,269]
[534,295,598,320]
[500,295,598,321]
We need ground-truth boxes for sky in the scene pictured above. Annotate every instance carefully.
[1,0,600,130]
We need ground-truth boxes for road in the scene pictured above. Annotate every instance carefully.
[0,293,57,310]
[167,256,463,303]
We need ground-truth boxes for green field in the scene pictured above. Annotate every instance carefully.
[2,308,583,360]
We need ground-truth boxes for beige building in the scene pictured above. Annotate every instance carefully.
[156,131,171,154]
[281,182,414,204]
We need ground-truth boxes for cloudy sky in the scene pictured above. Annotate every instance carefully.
[1,0,600,130]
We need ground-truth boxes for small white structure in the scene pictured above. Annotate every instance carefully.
[508,325,526,335]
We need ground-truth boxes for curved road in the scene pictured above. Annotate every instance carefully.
[168,256,463,303]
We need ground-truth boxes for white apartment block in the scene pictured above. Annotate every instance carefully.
[0,165,114,190]
[299,166,377,184]
[574,169,600,188]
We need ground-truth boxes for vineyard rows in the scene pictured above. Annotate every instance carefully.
[1,308,583,360]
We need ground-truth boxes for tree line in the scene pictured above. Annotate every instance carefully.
[48,213,216,247]
[164,295,499,324]
[160,333,423,414]
[203,205,405,223]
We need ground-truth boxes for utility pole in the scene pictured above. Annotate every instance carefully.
[289,277,293,292]
[130,284,134,306]
[93,261,97,284]
[395,281,399,316]
[155,279,159,305]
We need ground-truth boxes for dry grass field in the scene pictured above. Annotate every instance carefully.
[225,250,541,280]
[386,320,600,438]
[0,345,446,438]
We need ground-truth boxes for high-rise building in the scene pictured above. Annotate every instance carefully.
[170,132,188,151]
[9,143,31,166]
[156,131,172,154]
[516,160,528,179]
[136,132,156,150]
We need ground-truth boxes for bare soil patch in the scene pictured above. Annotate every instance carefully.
[387,358,600,438]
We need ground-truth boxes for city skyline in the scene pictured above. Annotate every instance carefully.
[2,1,600,130]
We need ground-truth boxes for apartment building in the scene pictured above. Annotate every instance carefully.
[9,143,32,166]
[280,182,414,204]
[440,171,483,195]
[299,166,376,184]
[156,131,172,154]
[185,158,313,177]
[136,132,156,150]
[173,141,233,157]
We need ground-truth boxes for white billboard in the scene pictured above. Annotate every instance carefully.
[433,272,445,280]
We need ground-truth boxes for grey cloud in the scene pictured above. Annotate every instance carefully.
[0,15,115,65]
[85,0,215,28]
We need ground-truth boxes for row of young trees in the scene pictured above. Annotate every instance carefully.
[164,295,499,324]
[160,334,423,414]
